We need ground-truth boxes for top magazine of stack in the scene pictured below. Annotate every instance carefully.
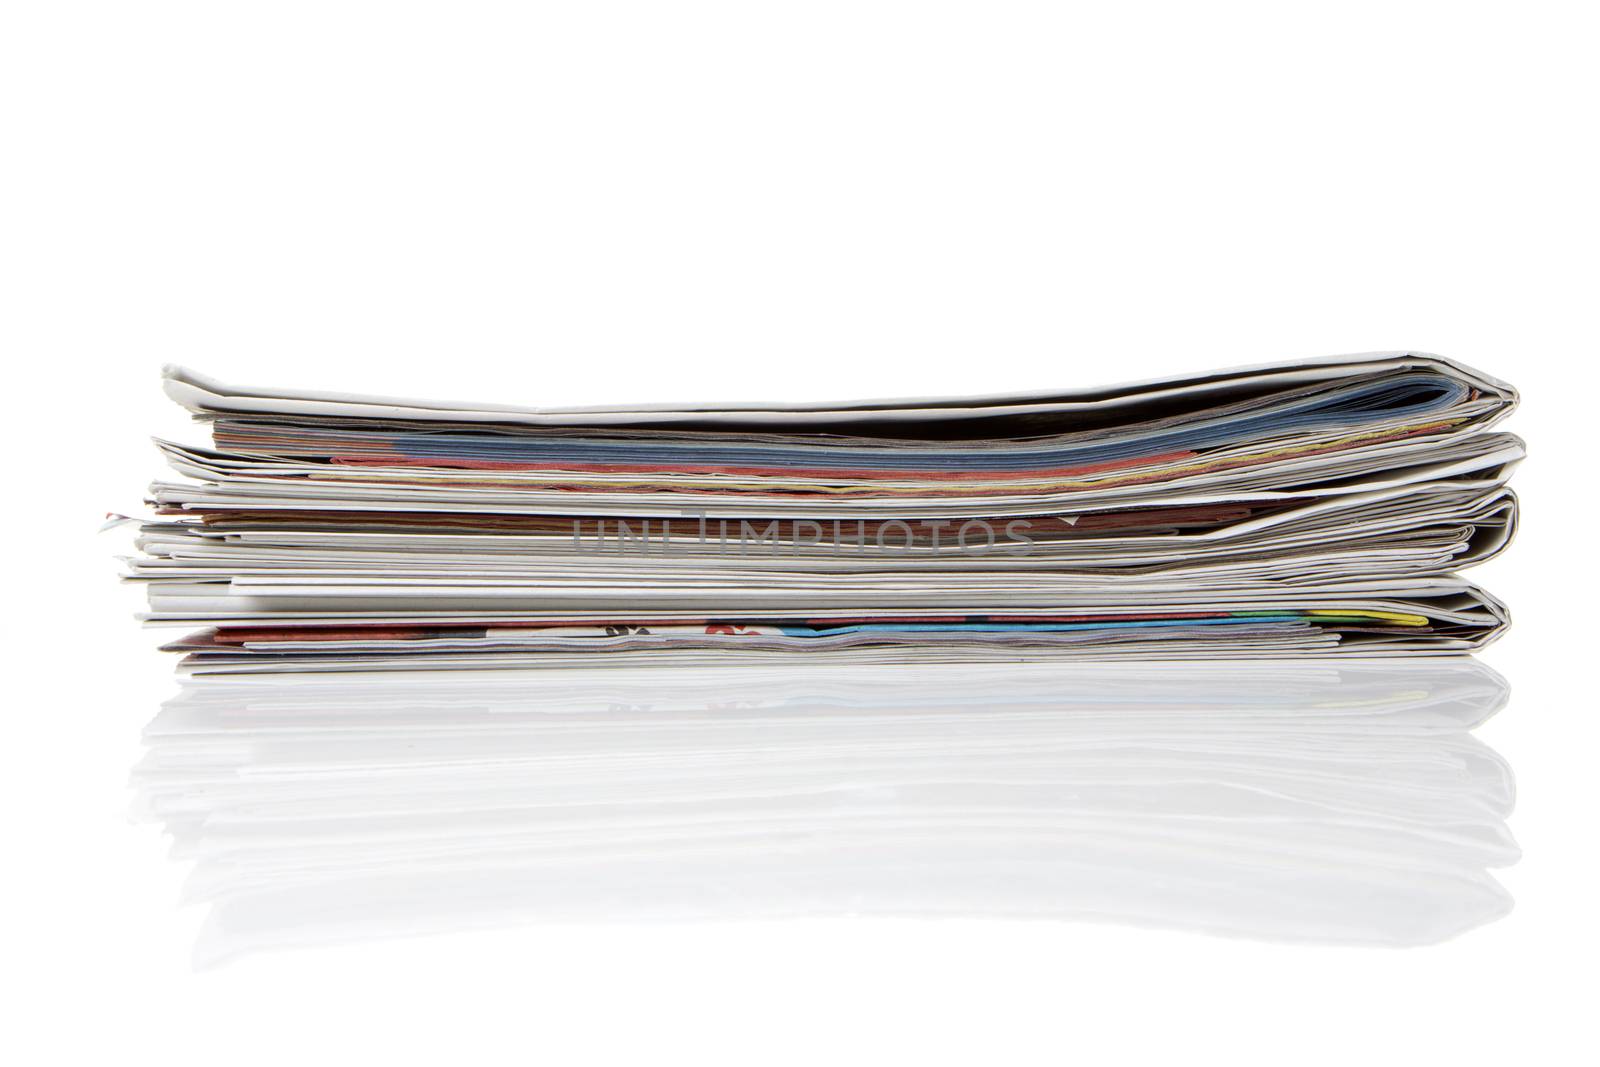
[124,352,1523,672]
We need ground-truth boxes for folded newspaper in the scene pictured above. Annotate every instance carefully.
[121,352,1522,671]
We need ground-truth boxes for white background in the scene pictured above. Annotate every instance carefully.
[5,2,1598,1063]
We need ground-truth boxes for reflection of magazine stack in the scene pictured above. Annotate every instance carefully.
[131,661,1518,964]
[119,353,1521,670]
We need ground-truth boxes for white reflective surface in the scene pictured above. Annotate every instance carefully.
[131,661,1516,966]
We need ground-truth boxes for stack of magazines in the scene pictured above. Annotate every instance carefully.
[123,352,1522,672]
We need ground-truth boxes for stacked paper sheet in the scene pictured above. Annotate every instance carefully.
[123,352,1522,671]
